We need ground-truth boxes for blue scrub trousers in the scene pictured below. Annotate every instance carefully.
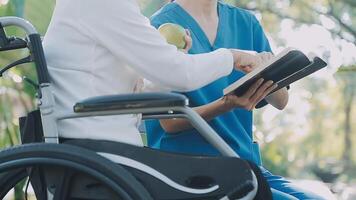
[260,167,326,199]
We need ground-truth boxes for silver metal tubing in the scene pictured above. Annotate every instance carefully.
[39,84,60,143]
[143,112,239,157]
[0,17,38,35]
[56,106,239,158]
[142,114,187,120]
[176,107,239,158]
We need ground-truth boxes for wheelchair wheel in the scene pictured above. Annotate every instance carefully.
[0,143,153,200]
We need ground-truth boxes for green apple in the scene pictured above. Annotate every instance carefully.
[158,23,187,49]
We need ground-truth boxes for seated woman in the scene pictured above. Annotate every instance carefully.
[145,0,324,199]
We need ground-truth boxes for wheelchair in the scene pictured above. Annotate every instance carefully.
[0,17,272,200]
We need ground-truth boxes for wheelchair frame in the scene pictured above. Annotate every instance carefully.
[0,17,261,200]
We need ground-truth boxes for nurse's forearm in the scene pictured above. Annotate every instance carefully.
[265,87,289,110]
[159,98,229,134]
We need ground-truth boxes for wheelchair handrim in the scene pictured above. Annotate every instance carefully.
[0,157,133,200]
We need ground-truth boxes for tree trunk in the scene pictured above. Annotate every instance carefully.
[342,83,354,169]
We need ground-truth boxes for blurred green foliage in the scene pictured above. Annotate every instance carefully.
[0,0,55,152]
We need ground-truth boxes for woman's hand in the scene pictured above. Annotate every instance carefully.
[230,50,274,73]
[222,78,277,111]
[240,52,274,73]
[182,29,192,53]
[230,50,260,71]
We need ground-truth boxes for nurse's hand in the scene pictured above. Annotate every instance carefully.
[182,29,192,53]
[222,78,277,111]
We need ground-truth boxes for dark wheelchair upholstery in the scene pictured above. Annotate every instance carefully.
[63,139,253,200]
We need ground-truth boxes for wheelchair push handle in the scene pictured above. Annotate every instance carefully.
[0,16,37,35]
[0,17,50,84]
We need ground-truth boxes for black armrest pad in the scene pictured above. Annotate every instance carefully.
[74,92,188,113]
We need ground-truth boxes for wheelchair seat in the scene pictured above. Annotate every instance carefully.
[62,138,255,200]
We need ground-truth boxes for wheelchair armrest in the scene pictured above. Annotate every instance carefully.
[73,92,189,113]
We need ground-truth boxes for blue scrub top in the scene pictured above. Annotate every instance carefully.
[145,2,272,165]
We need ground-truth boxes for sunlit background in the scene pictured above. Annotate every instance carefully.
[0,0,355,199]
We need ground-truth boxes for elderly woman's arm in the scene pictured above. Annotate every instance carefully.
[78,0,236,92]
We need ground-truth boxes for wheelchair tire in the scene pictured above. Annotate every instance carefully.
[0,143,153,200]
[0,168,28,198]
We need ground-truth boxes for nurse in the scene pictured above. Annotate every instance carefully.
[145,0,324,199]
